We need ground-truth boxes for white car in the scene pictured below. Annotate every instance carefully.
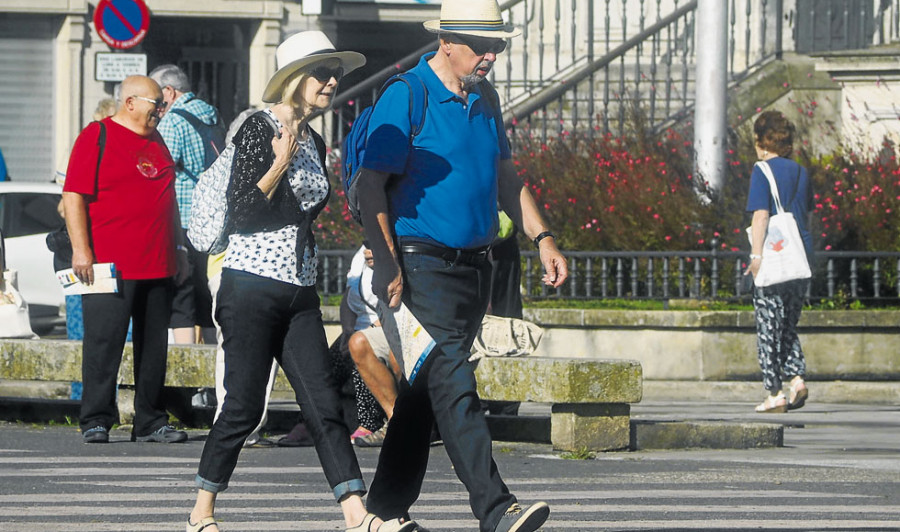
[0,182,65,335]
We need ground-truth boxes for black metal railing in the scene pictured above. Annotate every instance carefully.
[317,249,900,304]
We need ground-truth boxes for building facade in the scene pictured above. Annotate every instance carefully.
[0,0,291,183]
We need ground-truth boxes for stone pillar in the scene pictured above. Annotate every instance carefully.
[54,15,88,175]
[249,19,282,107]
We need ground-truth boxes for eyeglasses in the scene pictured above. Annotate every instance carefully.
[310,65,344,83]
[455,35,507,56]
[132,95,167,110]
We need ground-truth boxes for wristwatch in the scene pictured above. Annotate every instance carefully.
[749,254,762,260]
[533,231,555,248]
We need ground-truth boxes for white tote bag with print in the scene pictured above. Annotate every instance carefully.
[746,161,811,287]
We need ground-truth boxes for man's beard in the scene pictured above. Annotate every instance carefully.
[462,61,493,89]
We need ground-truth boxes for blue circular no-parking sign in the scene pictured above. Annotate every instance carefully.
[93,0,150,50]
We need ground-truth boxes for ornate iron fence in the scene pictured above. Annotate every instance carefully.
[317,249,900,304]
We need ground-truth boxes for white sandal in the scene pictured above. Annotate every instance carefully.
[789,377,808,410]
[346,513,378,532]
[186,516,219,532]
[755,392,787,413]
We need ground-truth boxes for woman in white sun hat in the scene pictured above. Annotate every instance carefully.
[185,31,418,532]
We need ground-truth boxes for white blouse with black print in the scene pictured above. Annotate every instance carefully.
[223,109,329,287]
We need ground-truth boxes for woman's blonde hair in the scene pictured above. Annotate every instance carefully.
[281,70,312,111]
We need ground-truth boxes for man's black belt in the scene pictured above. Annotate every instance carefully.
[400,242,492,265]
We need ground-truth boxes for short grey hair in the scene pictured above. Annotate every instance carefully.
[148,64,191,93]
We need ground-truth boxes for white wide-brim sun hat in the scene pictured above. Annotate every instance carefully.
[423,0,522,39]
[262,31,366,103]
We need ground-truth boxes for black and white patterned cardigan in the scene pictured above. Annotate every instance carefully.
[224,112,330,277]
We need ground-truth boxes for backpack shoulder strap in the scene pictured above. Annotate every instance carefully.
[309,127,327,173]
[253,110,280,139]
[476,80,506,142]
[478,80,502,117]
[378,72,428,139]
[169,108,204,133]
[397,72,428,138]
[95,121,107,189]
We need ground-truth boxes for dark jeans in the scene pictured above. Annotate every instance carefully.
[196,269,364,500]
[79,278,174,437]
[367,253,516,532]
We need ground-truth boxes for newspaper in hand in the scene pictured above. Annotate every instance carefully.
[56,263,118,295]
[378,301,436,384]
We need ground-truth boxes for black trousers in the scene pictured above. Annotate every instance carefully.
[368,253,516,532]
[195,269,365,500]
[79,278,174,437]
[169,228,214,329]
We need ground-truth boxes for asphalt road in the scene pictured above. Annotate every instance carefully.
[0,402,897,531]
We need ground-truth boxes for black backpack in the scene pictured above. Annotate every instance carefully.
[170,108,227,176]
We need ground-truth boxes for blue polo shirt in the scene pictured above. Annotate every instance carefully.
[361,52,511,249]
[746,157,813,259]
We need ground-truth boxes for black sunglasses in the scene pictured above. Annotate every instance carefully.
[310,65,344,82]
[456,35,507,56]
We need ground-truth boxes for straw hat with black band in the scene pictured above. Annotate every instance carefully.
[262,31,366,103]
[423,0,522,39]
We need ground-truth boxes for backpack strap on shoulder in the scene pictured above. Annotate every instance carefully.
[309,128,327,174]
[95,121,107,189]
[169,108,203,132]
[378,72,428,140]
[253,110,280,138]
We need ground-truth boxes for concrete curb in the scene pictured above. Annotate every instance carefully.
[644,380,900,405]
[631,420,783,450]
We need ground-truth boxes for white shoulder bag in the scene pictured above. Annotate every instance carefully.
[0,230,38,339]
[746,161,812,287]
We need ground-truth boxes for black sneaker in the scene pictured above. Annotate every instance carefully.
[133,425,187,443]
[82,426,109,444]
[494,502,550,532]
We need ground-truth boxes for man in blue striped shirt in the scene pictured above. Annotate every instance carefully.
[150,65,222,345]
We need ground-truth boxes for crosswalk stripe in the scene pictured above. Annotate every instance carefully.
[1,504,897,518]
[0,488,877,504]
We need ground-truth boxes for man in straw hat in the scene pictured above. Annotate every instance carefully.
[356,0,568,530]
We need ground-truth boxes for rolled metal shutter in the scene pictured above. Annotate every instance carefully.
[0,16,55,183]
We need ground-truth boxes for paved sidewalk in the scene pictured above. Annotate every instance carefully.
[631,400,900,454]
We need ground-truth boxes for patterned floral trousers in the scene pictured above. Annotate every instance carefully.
[752,279,809,394]
[328,337,386,432]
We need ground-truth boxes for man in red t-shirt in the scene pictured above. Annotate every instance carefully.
[63,75,190,444]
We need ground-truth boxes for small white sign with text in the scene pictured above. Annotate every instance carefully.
[95,53,147,82]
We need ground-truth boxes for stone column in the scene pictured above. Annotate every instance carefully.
[54,14,88,175]
[249,19,282,107]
